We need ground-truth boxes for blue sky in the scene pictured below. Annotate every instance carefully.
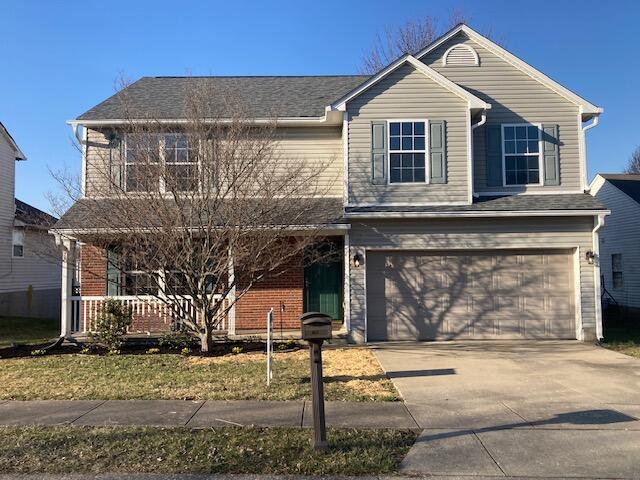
[2,0,638,213]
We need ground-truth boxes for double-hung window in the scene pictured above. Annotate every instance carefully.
[612,253,623,289]
[502,124,541,186]
[12,229,24,258]
[124,134,160,192]
[164,134,198,192]
[389,121,427,184]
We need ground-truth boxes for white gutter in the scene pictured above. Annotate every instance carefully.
[67,113,344,129]
[581,115,600,192]
[344,209,610,219]
[592,212,607,340]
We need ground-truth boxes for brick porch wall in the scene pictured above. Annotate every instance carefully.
[78,244,304,332]
[80,245,107,296]
[235,254,304,330]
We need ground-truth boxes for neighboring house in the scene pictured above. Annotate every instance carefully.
[590,174,640,317]
[52,24,608,342]
[0,122,61,319]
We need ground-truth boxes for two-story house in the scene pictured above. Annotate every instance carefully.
[0,122,61,319]
[52,24,608,342]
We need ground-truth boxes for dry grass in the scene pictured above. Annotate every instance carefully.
[0,426,417,475]
[0,347,399,401]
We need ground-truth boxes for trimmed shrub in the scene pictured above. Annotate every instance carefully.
[89,299,132,351]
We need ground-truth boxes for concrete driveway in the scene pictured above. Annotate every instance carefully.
[372,341,640,479]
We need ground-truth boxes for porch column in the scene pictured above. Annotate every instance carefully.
[60,237,77,337]
[227,247,236,335]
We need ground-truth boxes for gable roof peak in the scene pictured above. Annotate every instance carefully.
[416,24,602,118]
[330,54,490,112]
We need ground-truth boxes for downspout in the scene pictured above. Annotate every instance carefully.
[470,113,486,199]
[592,213,606,341]
[581,115,600,192]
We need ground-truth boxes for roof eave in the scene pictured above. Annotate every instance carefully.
[345,209,610,219]
[68,112,344,128]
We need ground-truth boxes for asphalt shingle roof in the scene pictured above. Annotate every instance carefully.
[15,199,58,227]
[53,197,346,231]
[77,76,369,121]
[601,174,640,205]
[345,194,606,214]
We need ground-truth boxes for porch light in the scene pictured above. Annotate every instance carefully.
[352,253,362,268]
[585,250,595,265]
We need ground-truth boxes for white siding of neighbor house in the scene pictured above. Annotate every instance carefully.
[419,32,584,194]
[85,127,343,198]
[346,63,470,205]
[0,131,61,320]
[347,216,597,342]
[0,133,16,287]
[594,181,640,309]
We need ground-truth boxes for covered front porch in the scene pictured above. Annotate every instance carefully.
[57,234,348,338]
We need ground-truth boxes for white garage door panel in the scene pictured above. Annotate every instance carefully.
[366,250,576,341]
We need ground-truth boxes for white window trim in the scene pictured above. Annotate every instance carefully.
[123,133,200,194]
[12,229,24,258]
[501,123,544,187]
[386,119,429,186]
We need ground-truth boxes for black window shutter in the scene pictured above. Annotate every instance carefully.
[371,121,387,185]
[485,125,503,187]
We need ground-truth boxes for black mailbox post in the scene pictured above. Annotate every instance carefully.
[300,312,332,451]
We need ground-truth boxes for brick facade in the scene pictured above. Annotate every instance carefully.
[78,244,305,332]
[235,254,304,331]
[80,245,107,295]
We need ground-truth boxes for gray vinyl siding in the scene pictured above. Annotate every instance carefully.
[85,126,343,198]
[348,216,596,342]
[346,63,470,205]
[420,32,583,193]
[594,181,640,309]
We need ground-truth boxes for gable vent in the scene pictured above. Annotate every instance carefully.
[442,44,479,66]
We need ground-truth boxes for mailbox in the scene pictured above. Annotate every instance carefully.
[300,312,332,341]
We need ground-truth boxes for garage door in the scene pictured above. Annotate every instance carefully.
[366,250,576,341]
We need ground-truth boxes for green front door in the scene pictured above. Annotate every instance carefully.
[304,257,343,321]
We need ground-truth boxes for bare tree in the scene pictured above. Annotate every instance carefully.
[625,146,640,174]
[361,11,469,74]
[53,81,339,352]
[361,12,502,75]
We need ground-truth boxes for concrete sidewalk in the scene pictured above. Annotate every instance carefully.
[0,400,418,429]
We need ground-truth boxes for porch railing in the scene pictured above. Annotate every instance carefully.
[70,295,226,334]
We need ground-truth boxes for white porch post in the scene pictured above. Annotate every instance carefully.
[60,238,77,337]
[227,247,236,334]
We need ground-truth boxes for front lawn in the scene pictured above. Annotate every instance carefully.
[0,316,59,348]
[0,426,416,475]
[0,347,399,401]
[603,325,640,359]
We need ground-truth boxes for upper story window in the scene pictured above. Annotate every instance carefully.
[389,121,427,184]
[12,229,24,258]
[163,134,198,192]
[502,124,541,186]
[124,134,160,192]
[124,133,198,193]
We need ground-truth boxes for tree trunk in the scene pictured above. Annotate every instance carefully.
[200,326,215,353]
